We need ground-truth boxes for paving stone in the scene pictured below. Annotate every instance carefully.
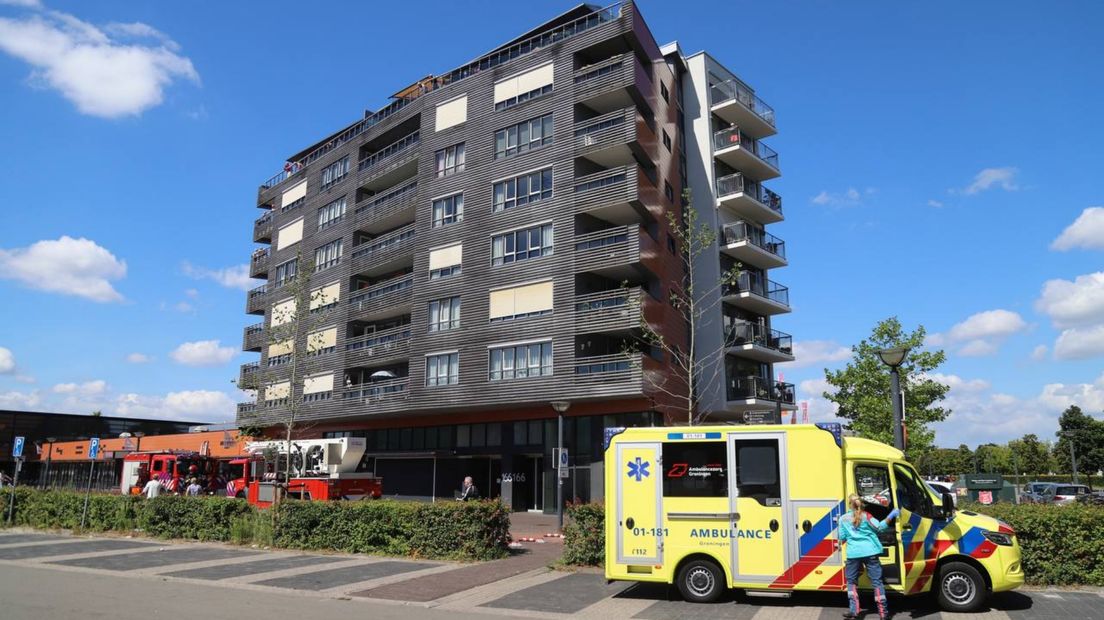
[161,554,344,580]
[482,572,632,614]
[252,561,431,591]
[0,534,68,545]
[1005,591,1103,619]
[50,547,256,571]
[0,539,156,560]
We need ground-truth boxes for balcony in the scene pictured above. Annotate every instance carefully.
[250,248,270,279]
[350,225,416,278]
[722,272,790,315]
[246,284,268,315]
[574,106,653,168]
[574,287,650,334]
[344,325,412,367]
[574,52,654,115]
[348,274,414,321]
[710,79,776,138]
[341,378,409,405]
[242,322,265,352]
[574,224,658,281]
[572,165,655,225]
[236,402,257,417]
[725,375,796,413]
[724,322,794,363]
[715,173,783,224]
[238,361,261,389]
[713,127,780,181]
[573,353,642,388]
[253,212,274,243]
[357,131,420,192]
[719,222,787,269]
[355,179,418,234]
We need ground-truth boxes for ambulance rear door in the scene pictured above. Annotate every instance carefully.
[614,441,663,566]
[727,432,790,585]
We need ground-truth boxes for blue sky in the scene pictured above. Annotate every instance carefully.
[0,0,1101,446]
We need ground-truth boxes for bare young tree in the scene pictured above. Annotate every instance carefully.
[627,190,741,425]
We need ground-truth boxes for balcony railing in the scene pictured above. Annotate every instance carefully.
[250,247,270,273]
[574,353,636,375]
[726,272,789,307]
[357,131,419,173]
[254,212,274,240]
[351,225,416,262]
[710,79,776,128]
[724,322,793,354]
[259,3,623,190]
[344,325,412,353]
[355,180,417,217]
[713,127,779,170]
[342,377,409,402]
[727,376,795,404]
[715,173,783,213]
[237,402,256,415]
[574,288,640,313]
[348,274,414,306]
[721,222,786,259]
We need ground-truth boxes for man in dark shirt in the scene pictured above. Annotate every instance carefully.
[458,476,480,501]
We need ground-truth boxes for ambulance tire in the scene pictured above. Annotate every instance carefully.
[676,559,725,603]
[935,561,987,613]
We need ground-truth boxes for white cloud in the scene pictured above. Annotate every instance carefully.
[0,389,41,410]
[0,346,14,373]
[1030,344,1048,361]
[1053,325,1104,361]
[960,167,1019,195]
[810,187,873,207]
[927,199,944,208]
[924,373,991,393]
[0,6,198,117]
[169,340,236,366]
[51,379,107,395]
[1035,272,1104,329]
[114,390,234,422]
[125,352,152,364]
[799,378,835,397]
[1050,207,1104,252]
[14,374,35,384]
[929,309,1028,356]
[0,236,126,302]
[0,1,43,7]
[181,262,252,291]
[784,340,852,369]
[184,288,199,299]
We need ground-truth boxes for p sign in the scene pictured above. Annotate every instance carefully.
[88,438,101,460]
[12,436,25,459]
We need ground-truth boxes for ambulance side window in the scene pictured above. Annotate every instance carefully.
[733,440,780,505]
[662,442,727,497]
[854,464,893,519]
[893,464,933,518]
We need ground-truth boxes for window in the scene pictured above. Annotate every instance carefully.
[661,81,670,103]
[492,223,553,266]
[663,442,727,497]
[277,218,304,250]
[428,244,462,280]
[317,197,346,230]
[662,129,672,152]
[306,327,337,356]
[314,239,343,271]
[432,193,464,228]
[274,258,298,288]
[494,114,554,159]
[493,168,553,212]
[664,181,675,204]
[488,281,553,322]
[854,464,893,514]
[490,341,553,380]
[734,439,780,505]
[425,352,459,386]
[428,297,461,332]
[435,95,468,131]
[321,156,349,189]
[894,463,934,517]
[435,143,465,178]
[494,62,554,111]
[495,83,553,111]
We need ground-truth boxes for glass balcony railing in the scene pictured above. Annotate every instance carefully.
[351,225,415,261]
[355,180,417,216]
[710,79,776,128]
[720,222,786,259]
[725,271,789,307]
[357,131,420,173]
[727,376,795,403]
[724,322,793,355]
[348,275,414,305]
[715,173,783,213]
[343,377,409,400]
[713,127,779,170]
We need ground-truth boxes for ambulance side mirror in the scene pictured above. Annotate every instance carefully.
[940,492,955,519]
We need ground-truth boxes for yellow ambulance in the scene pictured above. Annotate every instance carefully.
[603,423,1023,612]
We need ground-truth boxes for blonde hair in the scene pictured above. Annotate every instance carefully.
[848,493,864,527]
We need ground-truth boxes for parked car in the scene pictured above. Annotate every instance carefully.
[1021,482,1057,504]
[1076,490,1104,506]
[1052,484,1091,505]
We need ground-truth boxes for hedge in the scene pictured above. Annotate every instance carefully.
[563,500,1104,586]
[1,488,510,561]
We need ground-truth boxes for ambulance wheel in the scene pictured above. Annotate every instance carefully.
[936,561,987,613]
[676,559,724,603]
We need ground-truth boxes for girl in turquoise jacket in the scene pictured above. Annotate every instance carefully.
[839,493,899,619]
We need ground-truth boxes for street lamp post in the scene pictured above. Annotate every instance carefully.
[877,346,910,452]
[550,401,570,531]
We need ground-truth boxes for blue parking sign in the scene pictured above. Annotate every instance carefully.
[88,438,100,460]
[12,436,25,458]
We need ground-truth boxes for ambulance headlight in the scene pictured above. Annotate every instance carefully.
[981,530,1013,546]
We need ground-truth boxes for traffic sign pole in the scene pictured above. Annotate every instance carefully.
[6,436,25,524]
[80,438,100,530]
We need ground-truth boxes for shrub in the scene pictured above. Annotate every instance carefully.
[562,502,605,566]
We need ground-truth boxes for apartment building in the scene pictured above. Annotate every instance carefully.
[237,2,793,510]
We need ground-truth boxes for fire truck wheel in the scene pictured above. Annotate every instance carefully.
[676,558,725,603]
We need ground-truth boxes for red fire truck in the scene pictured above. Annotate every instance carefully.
[224,437,382,508]
[121,451,221,495]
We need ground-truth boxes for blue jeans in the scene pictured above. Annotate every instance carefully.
[845,555,888,617]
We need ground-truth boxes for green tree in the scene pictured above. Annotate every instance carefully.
[1053,406,1104,476]
[1008,434,1051,475]
[976,443,1013,474]
[823,317,950,460]
[954,444,974,474]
